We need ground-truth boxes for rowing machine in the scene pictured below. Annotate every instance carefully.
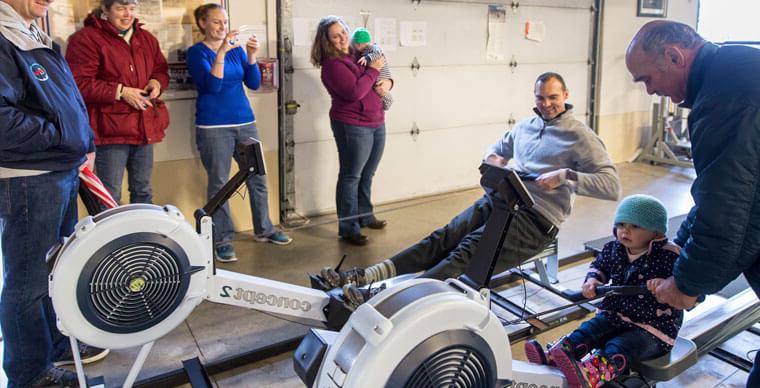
[47,139,364,387]
[294,164,699,388]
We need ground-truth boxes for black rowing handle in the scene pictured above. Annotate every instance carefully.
[562,285,648,302]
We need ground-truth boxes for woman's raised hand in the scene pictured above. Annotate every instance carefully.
[219,30,240,54]
[245,34,259,62]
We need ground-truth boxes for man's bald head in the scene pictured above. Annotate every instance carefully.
[625,21,704,104]
[627,20,703,57]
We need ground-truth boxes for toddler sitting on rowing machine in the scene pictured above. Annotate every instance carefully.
[524,195,683,388]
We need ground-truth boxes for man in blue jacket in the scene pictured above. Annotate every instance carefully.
[0,0,105,386]
[626,20,760,386]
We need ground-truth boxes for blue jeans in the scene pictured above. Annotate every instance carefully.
[330,120,386,237]
[95,144,154,204]
[567,314,665,371]
[196,123,275,244]
[0,169,79,386]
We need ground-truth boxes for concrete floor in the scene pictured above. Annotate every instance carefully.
[5,162,757,387]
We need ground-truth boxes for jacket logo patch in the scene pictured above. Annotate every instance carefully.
[30,63,49,81]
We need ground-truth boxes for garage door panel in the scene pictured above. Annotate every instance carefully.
[506,7,592,63]
[289,0,593,215]
[294,122,506,215]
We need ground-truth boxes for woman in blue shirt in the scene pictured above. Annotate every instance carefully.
[187,4,291,262]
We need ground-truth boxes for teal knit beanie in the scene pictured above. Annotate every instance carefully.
[352,27,371,44]
[614,194,668,235]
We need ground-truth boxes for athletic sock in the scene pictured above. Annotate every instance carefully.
[363,259,396,284]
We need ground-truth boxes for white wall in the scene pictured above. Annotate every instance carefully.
[596,0,699,163]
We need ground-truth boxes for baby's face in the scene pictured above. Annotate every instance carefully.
[615,223,658,252]
[353,42,369,51]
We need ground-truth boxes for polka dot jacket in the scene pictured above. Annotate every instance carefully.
[586,238,684,351]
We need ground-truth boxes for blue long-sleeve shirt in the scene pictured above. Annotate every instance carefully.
[186,43,260,126]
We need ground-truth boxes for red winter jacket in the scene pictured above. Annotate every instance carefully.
[66,15,169,145]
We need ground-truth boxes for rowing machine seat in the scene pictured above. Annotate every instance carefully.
[633,336,697,382]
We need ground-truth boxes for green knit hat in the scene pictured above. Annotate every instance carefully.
[614,194,668,235]
[352,27,371,44]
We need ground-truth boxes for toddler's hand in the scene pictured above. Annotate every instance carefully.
[357,57,368,66]
[581,278,603,299]
[647,278,664,294]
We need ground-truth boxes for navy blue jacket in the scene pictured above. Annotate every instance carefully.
[587,239,683,351]
[0,33,94,171]
[674,43,760,298]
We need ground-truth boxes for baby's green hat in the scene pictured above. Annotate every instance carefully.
[352,27,371,44]
[614,194,668,235]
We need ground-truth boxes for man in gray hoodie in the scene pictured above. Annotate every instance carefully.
[0,0,107,386]
[322,72,621,290]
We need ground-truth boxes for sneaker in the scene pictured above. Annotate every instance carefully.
[53,343,110,367]
[524,337,572,366]
[215,244,238,263]
[342,283,366,309]
[341,283,387,309]
[550,348,624,388]
[254,231,293,245]
[30,366,81,387]
[320,266,368,288]
[524,339,551,365]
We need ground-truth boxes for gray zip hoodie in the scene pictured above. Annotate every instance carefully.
[0,2,51,51]
[485,105,621,227]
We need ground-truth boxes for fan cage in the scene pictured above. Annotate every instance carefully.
[387,329,497,388]
[77,232,192,334]
[404,345,491,388]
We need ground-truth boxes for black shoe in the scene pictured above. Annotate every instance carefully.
[364,220,388,230]
[54,344,110,367]
[340,234,369,246]
[30,366,81,387]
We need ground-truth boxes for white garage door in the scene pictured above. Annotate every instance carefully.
[286,0,594,216]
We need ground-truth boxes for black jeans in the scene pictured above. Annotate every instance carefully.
[389,194,557,280]
[567,314,665,372]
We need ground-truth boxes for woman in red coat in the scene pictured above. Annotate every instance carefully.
[66,0,169,204]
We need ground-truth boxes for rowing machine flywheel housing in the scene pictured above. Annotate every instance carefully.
[49,204,212,349]
[313,278,513,387]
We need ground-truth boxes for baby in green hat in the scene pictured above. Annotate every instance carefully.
[351,27,393,111]
[523,194,684,387]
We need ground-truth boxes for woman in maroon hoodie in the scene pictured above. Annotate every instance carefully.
[66,0,169,205]
[310,16,391,245]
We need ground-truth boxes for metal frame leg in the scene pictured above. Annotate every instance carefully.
[70,336,88,388]
[123,341,155,388]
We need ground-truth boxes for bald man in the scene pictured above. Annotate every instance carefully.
[627,20,760,386]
